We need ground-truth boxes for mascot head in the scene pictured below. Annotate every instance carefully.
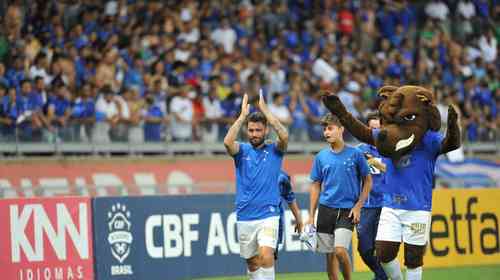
[375,85,441,160]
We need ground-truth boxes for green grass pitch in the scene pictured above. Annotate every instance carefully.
[196,265,500,280]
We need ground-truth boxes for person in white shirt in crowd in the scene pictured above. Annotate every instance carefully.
[94,86,120,143]
[174,38,192,62]
[478,29,497,63]
[124,87,145,144]
[113,88,130,141]
[338,80,362,119]
[424,0,449,21]
[202,88,223,142]
[268,92,292,128]
[266,60,286,96]
[178,10,200,44]
[457,0,476,19]
[455,0,476,42]
[169,86,194,142]
[312,51,338,84]
[210,17,237,54]
[29,53,52,86]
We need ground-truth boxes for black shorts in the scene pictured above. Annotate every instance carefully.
[316,204,355,234]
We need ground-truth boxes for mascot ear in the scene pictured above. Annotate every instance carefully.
[377,86,398,99]
[416,90,441,132]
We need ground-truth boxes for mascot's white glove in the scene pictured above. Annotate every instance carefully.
[300,224,317,251]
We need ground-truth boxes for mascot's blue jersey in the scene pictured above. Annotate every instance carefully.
[233,143,283,221]
[372,129,444,211]
[357,144,386,208]
[310,145,370,209]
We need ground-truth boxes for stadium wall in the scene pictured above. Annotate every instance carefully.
[1,190,499,280]
[0,157,314,196]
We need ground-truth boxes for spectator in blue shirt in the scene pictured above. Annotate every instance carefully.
[0,85,10,140]
[71,83,95,141]
[47,84,72,141]
[143,94,164,142]
[1,87,19,141]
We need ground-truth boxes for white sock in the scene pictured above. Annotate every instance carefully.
[406,266,423,280]
[258,266,275,280]
[247,268,259,280]
[381,259,402,280]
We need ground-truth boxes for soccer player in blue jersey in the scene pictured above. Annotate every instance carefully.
[307,113,372,280]
[356,113,388,280]
[275,170,303,260]
[224,92,289,280]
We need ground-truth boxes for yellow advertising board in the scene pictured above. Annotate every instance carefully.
[353,188,500,272]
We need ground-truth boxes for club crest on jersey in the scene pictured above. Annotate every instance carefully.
[396,154,412,168]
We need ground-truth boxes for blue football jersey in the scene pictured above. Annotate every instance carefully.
[233,142,283,221]
[372,129,443,211]
[357,143,386,208]
[310,145,370,209]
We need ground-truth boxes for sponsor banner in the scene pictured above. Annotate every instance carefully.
[353,188,500,271]
[0,197,94,280]
[93,194,323,280]
[0,158,312,197]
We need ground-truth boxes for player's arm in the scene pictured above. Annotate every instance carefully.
[258,92,289,152]
[350,174,372,224]
[307,181,321,225]
[223,94,249,156]
[440,105,461,154]
[288,200,303,233]
[366,154,387,172]
[281,177,303,233]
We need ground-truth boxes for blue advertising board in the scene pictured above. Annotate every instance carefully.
[93,194,325,280]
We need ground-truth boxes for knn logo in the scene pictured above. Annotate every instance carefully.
[10,203,89,262]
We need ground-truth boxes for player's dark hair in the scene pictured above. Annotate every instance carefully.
[247,112,267,126]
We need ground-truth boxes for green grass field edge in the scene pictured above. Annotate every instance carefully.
[195,264,500,280]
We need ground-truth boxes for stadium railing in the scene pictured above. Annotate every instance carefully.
[0,141,498,156]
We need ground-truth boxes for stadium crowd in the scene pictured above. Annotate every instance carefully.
[0,0,497,144]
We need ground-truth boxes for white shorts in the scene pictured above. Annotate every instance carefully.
[237,216,279,259]
[375,207,431,246]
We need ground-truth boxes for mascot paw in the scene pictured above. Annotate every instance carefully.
[322,92,346,115]
[447,105,458,126]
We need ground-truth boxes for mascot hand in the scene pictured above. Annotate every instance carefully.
[322,92,347,116]
[447,105,458,127]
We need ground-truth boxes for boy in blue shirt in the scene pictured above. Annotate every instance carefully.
[356,113,388,280]
[307,113,372,280]
[224,93,289,280]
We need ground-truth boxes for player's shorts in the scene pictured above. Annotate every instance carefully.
[316,204,354,253]
[375,207,432,246]
[237,216,279,259]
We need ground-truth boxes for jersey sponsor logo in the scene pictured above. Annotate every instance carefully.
[393,195,408,204]
[410,223,427,235]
